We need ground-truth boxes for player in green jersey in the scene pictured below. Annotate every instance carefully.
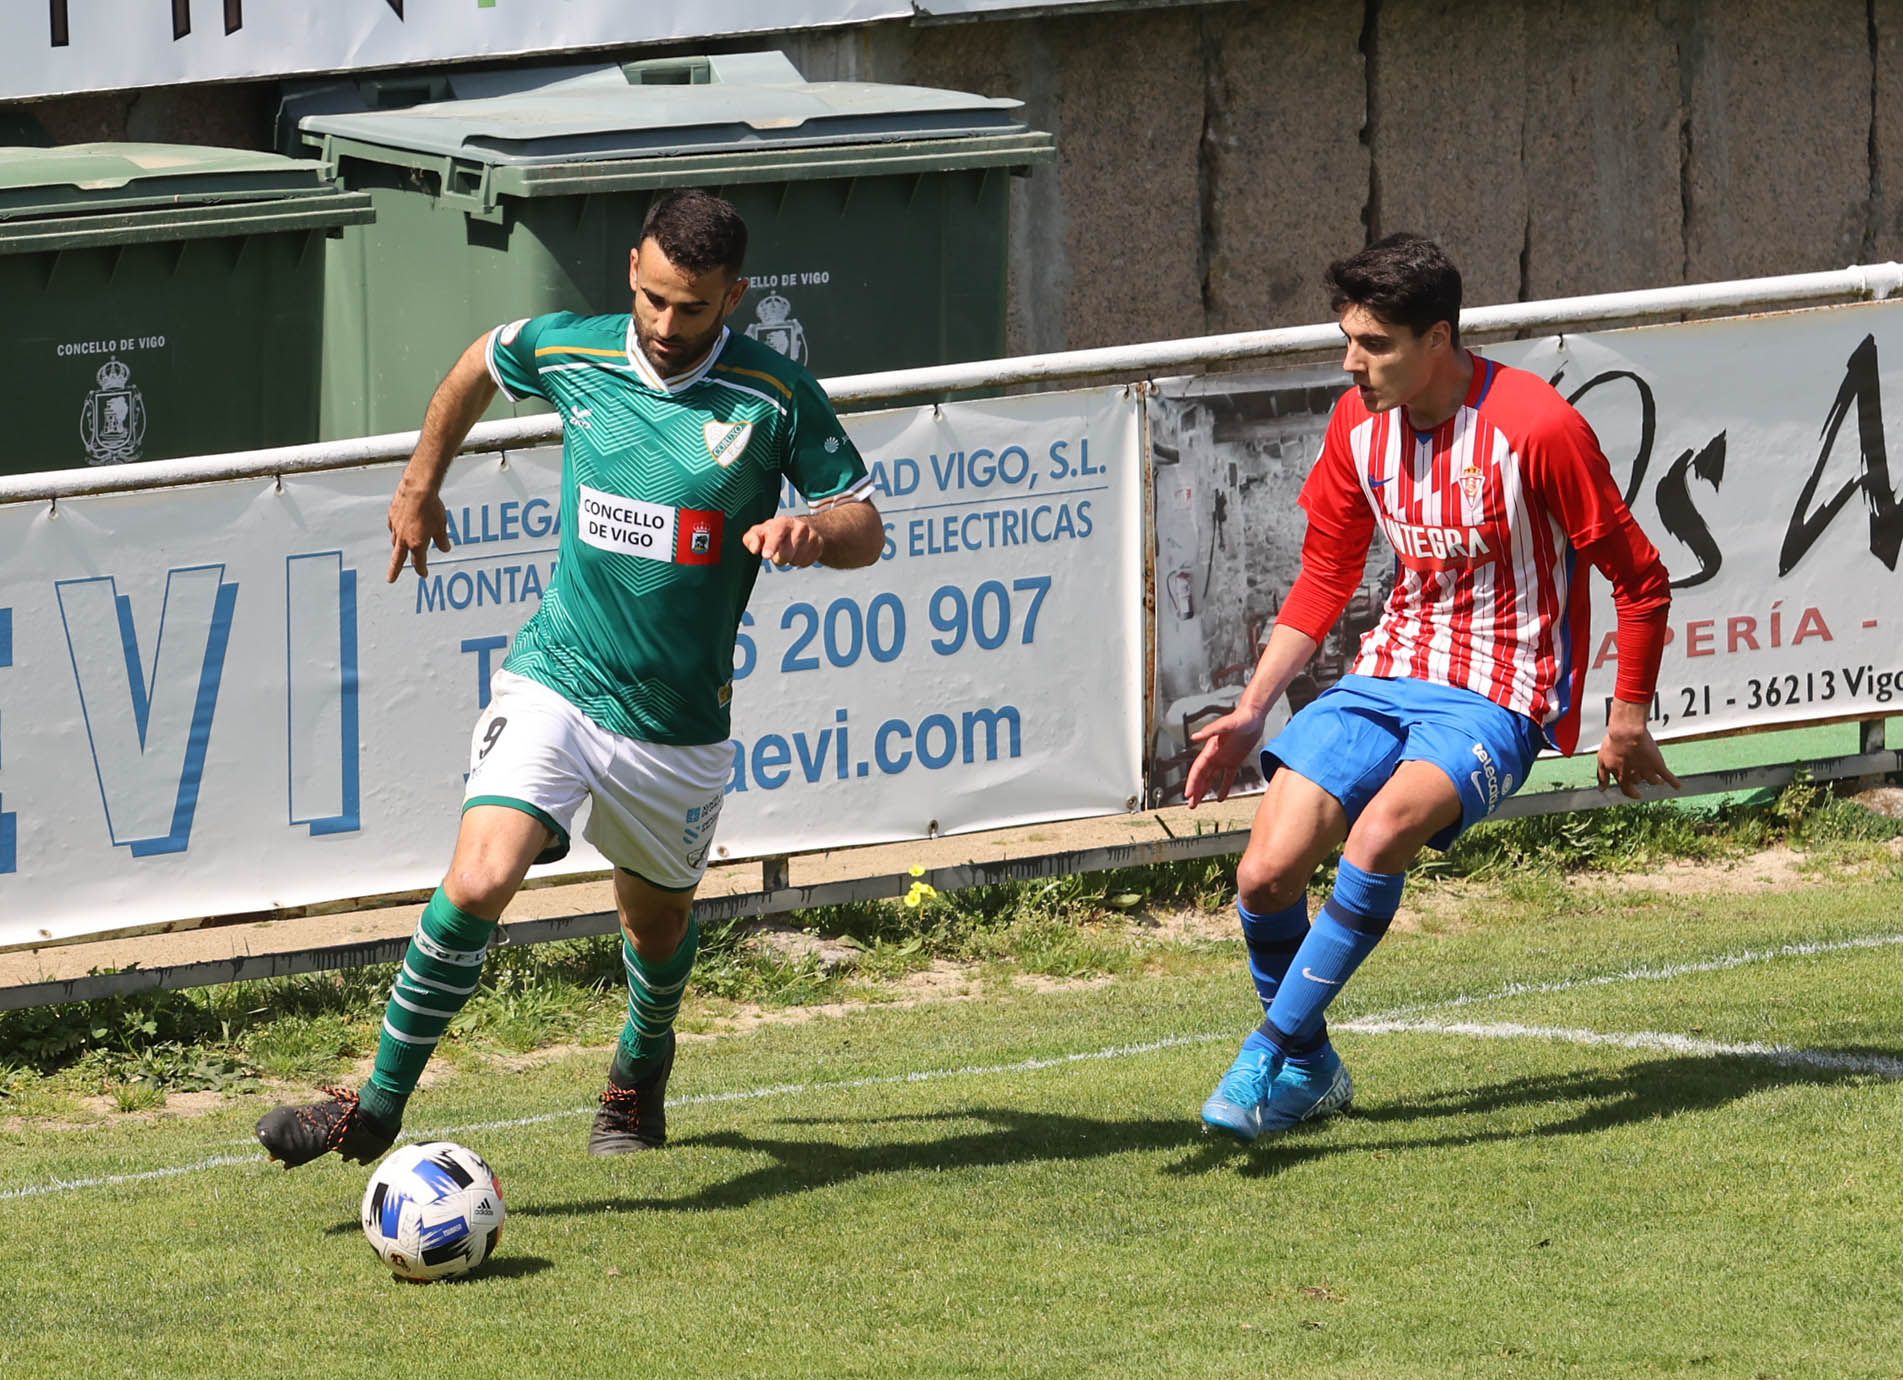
[257,190,884,1167]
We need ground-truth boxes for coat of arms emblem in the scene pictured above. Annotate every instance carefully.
[80,356,146,465]
[745,292,808,364]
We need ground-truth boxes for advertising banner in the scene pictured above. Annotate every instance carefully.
[8,1,1135,102]
[1148,302,1903,801]
[0,386,1143,947]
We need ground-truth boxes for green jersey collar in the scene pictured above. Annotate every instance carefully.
[624,320,731,395]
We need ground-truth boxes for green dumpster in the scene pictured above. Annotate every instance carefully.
[0,144,373,471]
[280,51,1054,439]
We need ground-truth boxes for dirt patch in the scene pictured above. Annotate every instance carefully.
[1140,905,1233,944]
[1556,844,1883,899]
[484,1042,591,1074]
[744,926,868,970]
[1852,786,1903,819]
[700,967,1115,1039]
[64,1088,236,1123]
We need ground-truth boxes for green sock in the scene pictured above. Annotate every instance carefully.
[611,918,699,1083]
[358,888,496,1126]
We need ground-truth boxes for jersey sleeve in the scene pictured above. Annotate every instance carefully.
[1278,404,1376,641]
[783,372,874,511]
[1527,405,1671,701]
[484,314,561,403]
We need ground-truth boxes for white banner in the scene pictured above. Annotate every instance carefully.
[7,1,1132,103]
[1490,305,1903,745]
[0,387,1143,947]
[1147,302,1903,800]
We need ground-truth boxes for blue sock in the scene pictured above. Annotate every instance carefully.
[1237,899,1308,1016]
[1234,1028,1279,1066]
[1259,859,1405,1055]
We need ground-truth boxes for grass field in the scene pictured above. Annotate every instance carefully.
[3,809,1903,1378]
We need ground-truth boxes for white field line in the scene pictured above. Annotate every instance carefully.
[0,1154,259,1203]
[406,1032,1227,1140]
[1339,1018,1903,1079]
[7,931,1902,1204]
[1356,931,1903,1024]
[0,1034,1223,1203]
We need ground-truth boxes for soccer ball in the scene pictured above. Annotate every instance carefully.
[361,1141,507,1282]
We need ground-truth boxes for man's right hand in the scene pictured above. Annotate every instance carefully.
[387,483,453,581]
[1183,702,1270,808]
[386,332,501,581]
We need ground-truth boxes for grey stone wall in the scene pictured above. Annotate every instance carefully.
[1522,1,1682,298]
[6,0,1895,353]
[1879,0,1903,258]
[1201,0,1368,332]
[1679,0,1871,281]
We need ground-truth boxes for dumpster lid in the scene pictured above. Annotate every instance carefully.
[291,52,1037,167]
[0,143,354,221]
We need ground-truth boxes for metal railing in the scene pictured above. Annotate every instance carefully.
[3,261,1899,1009]
[4,261,1899,506]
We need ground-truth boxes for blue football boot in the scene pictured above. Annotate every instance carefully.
[1259,1044,1354,1133]
[1200,1032,1282,1142]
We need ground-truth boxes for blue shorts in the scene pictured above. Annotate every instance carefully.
[1261,674,1543,851]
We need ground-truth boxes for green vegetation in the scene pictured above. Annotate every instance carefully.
[0,785,1895,1118]
[1,838,1900,1378]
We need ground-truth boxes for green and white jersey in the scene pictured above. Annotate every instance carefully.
[485,312,871,745]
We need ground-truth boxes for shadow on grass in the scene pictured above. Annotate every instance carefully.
[1168,1051,1890,1177]
[362,1255,556,1284]
[324,1231,556,1282]
[514,1108,1203,1216]
[454,1253,554,1282]
[324,1048,1898,1214]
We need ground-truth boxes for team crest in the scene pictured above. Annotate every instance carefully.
[704,419,754,466]
[1459,464,1486,500]
[688,521,714,555]
[745,292,808,363]
[80,356,146,465]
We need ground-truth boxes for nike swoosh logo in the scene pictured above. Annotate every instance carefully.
[1300,966,1341,985]
[1369,477,1392,488]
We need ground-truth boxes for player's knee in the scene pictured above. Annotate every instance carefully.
[442,859,517,917]
[1345,803,1432,872]
[620,909,690,962]
[1235,851,1308,913]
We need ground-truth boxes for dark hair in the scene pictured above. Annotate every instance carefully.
[1324,233,1462,348]
[640,189,748,277]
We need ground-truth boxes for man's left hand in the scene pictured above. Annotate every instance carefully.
[1597,699,1683,799]
[742,516,825,568]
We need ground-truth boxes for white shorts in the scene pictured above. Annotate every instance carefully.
[462,670,732,891]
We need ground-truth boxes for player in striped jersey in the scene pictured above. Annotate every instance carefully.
[257,190,883,1167]
[1188,235,1678,1142]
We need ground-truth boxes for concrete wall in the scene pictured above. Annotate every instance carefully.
[6,0,1896,355]
[1521,1,1683,299]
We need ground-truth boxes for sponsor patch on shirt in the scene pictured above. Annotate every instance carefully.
[1378,516,1500,572]
[578,483,723,566]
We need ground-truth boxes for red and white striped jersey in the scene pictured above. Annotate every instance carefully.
[1278,356,1669,755]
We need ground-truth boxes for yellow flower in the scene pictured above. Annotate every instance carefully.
[909,864,927,878]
